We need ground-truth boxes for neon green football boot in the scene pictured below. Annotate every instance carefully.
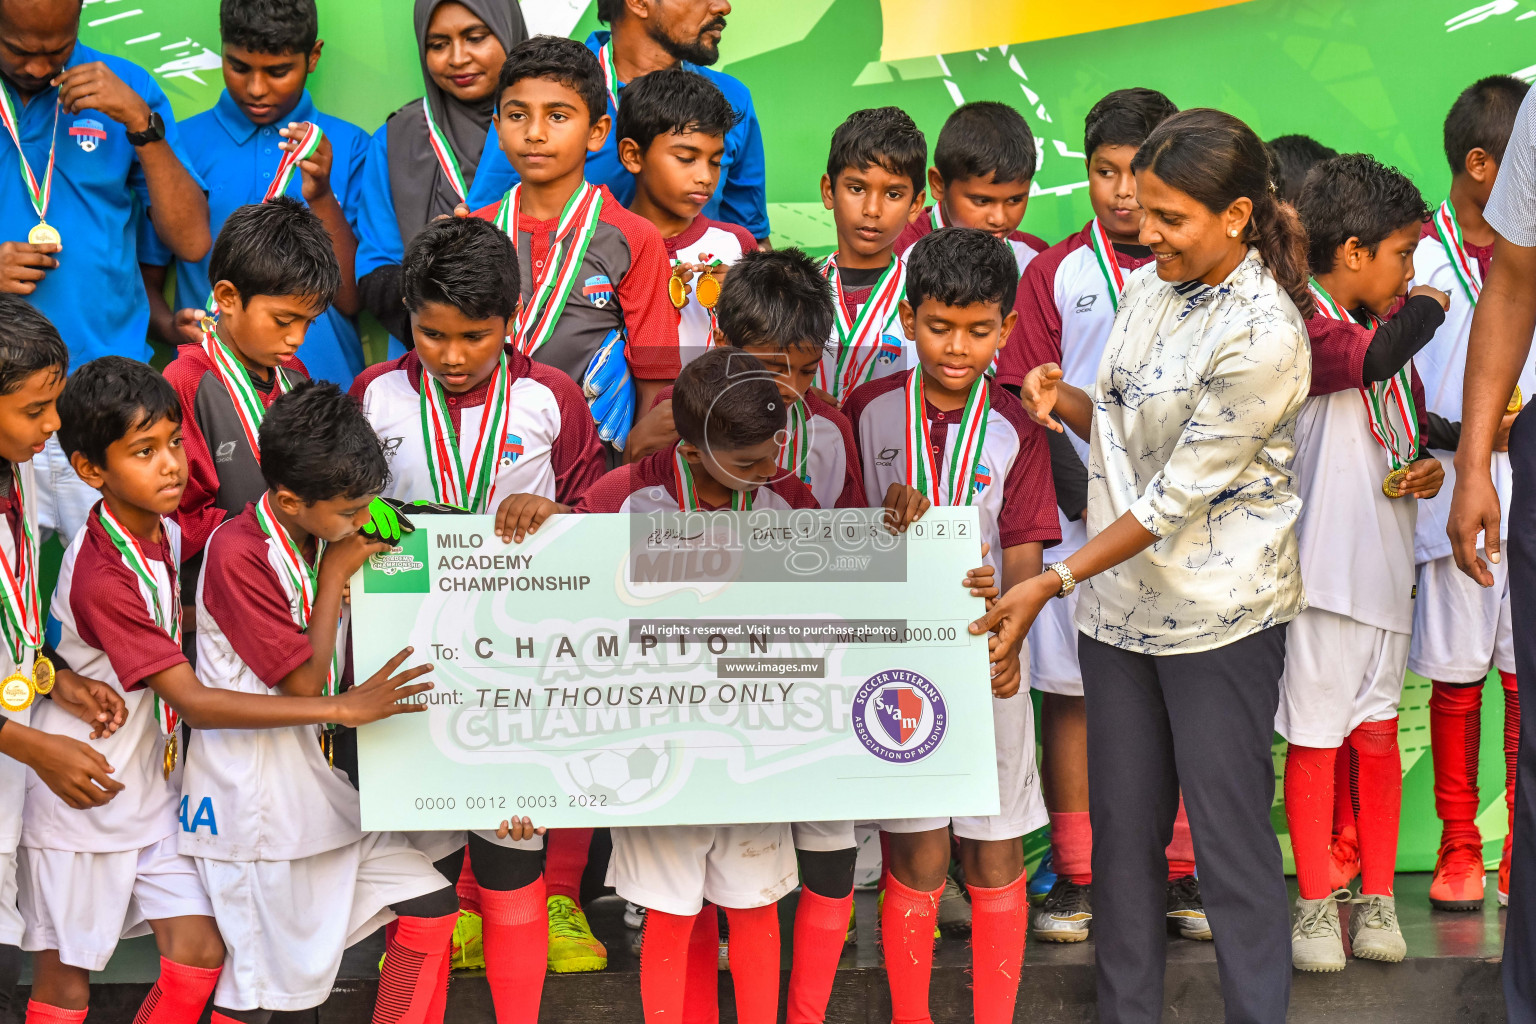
[547,895,608,973]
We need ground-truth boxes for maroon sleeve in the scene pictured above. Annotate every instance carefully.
[165,351,228,562]
[994,392,1062,549]
[651,383,674,410]
[612,206,682,381]
[770,474,819,509]
[1305,315,1372,397]
[893,214,931,258]
[533,364,608,505]
[995,244,1068,389]
[201,520,314,687]
[70,535,187,691]
[1017,232,1050,254]
[813,399,867,510]
[572,464,643,513]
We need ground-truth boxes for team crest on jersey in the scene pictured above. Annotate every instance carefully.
[973,464,992,498]
[876,335,903,364]
[582,275,614,308]
[69,118,106,152]
[500,432,524,467]
[852,669,948,763]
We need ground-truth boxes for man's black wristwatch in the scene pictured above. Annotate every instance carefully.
[126,110,165,146]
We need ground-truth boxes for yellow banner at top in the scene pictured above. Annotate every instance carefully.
[879,0,1254,61]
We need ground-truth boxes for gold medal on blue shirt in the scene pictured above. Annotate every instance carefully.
[27,221,59,246]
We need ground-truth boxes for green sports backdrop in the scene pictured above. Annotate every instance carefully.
[78,0,1536,872]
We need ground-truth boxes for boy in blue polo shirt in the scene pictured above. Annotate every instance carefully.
[139,0,369,389]
[464,0,767,242]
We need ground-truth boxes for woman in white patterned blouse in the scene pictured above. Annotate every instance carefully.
[974,109,1312,1023]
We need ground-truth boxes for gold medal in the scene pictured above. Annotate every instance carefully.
[162,731,178,780]
[1382,466,1411,499]
[324,730,335,768]
[27,221,58,246]
[667,266,688,309]
[0,672,33,712]
[696,271,721,309]
[1510,386,1524,414]
[31,654,52,695]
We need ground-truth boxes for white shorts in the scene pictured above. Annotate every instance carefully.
[1276,607,1410,748]
[880,686,1047,842]
[0,848,20,947]
[17,835,213,971]
[791,820,856,852]
[199,831,445,1012]
[1409,553,1515,682]
[607,823,797,917]
[1029,588,1083,696]
[0,742,23,947]
[34,436,97,545]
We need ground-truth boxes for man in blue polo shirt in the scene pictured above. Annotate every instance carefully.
[464,0,768,243]
[140,0,369,388]
[0,0,208,541]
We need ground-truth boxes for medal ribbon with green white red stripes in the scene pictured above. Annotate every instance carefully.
[1089,219,1128,312]
[201,326,291,459]
[495,182,604,357]
[673,446,750,511]
[420,98,468,203]
[597,41,621,112]
[928,204,948,231]
[821,253,906,401]
[97,503,180,741]
[1433,200,1481,306]
[0,84,58,229]
[902,368,989,506]
[1309,280,1420,471]
[775,400,811,487]
[417,351,510,511]
[263,120,324,201]
[254,494,340,702]
[0,466,40,664]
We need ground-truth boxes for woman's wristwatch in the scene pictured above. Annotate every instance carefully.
[1046,562,1076,598]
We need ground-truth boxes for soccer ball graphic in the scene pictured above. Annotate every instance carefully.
[563,739,674,806]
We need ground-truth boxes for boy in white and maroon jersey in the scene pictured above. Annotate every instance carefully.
[844,228,1057,1024]
[615,67,757,365]
[814,108,927,404]
[1407,75,1535,912]
[574,348,812,1024]
[180,384,470,1024]
[1280,156,1451,969]
[352,214,603,1002]
[988,87,1190,945]
[23,360,433,1024]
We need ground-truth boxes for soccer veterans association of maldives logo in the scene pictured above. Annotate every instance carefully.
[582,274,614,309]
[876,334,904,365]
[852,669,948,763]
[499,431,524,468]
[69,118,106,152]
[973,464,992,499]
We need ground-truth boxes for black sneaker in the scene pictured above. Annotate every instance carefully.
[1167,875,1212,940]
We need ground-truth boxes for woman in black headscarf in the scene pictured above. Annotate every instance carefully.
[356,0,527,346]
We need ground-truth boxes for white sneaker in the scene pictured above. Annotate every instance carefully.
[1348,893,1406,963]
[1030,878,1091,942]
[1166,875,1212,941]
[624,901,645,930]
[1291,894,1346,972]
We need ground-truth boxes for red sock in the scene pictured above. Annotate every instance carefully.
[1351,718,1402,896]
[683,906,719,1024]
[723,905,780,1024]
[1430,680,1484,847]
[373,912,457,1024]
[1284,743,1336,900]
[881,875,941,1024]
[480,877,548,1024]
[640,909,696,1022]
[132,957,221,1024]
[456,852,481,917]
[1165,797,1195,880]
[24,1002,87,1024]
[968,872,1028,1024]
[544,829,593,904]
[1048,811,1091,886]
[1504,672,1521,832]
[423,939,451,1024]
[1333,733,1356,836]
[787,888,852,1024]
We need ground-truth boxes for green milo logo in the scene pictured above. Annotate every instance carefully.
[365,528,430,594]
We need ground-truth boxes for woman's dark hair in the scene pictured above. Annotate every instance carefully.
[497,35,607,125]
[57,357,181,469]
[905,227,1018,317]
[219,0,317,55]
[671,348,786,453]
[1296,154,1429,276]
[615,66,736,154]
[259,382,389,502]
[933,101,1036,186]
[1267,134,1337,206]
[0,295,66,396]
[402,216,520,321]
[716,248,832,354]
[1133,109,1315,317]
[210,197,340,308]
